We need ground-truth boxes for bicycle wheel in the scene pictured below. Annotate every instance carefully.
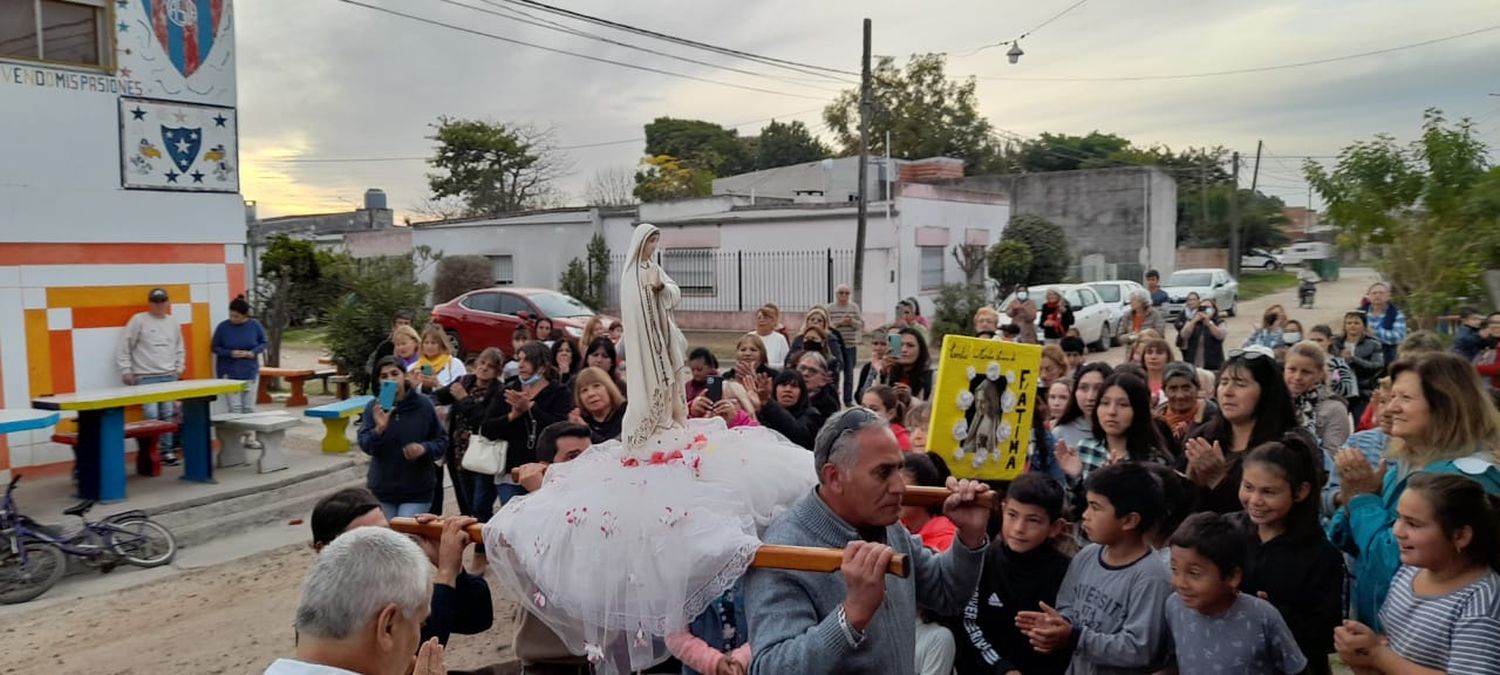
[102,518,176,568]
[0,538,66,604]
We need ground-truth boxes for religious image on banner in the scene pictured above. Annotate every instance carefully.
[927,335,1043,481]
[119,97,238,192]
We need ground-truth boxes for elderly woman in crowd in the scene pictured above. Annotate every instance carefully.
[1116,290,1166,348]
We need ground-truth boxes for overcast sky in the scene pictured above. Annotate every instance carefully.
[237,0,1500,220]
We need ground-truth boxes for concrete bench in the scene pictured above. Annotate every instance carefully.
[212,412,302,473]
[305,395,373,454]
[257,367,317,407]
[52,419,180,477]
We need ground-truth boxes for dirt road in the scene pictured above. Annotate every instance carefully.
[0,542,518,674]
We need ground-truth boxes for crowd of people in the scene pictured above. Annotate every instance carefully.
[269,271,1500,675]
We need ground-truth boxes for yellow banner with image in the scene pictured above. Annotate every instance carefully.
[926,335,1043,481]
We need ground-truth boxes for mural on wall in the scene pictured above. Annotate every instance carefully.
[120,97,238,192]
[118,0,237,106]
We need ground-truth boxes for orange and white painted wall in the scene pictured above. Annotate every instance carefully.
[0,0,242,478]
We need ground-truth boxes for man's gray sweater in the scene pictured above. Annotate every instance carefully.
[744,488,986,675]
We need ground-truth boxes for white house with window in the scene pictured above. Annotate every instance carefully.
[407,166,1008,329]
[0,0,244,479]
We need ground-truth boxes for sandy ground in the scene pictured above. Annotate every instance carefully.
[0,270,1377,675]
[0,542,520,675]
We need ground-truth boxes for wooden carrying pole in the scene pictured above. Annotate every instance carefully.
[389,518,909,577]
[508,469,996,512]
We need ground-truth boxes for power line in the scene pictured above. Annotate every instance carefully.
[977,23,1500,82]
[334,0,829,100]
[951,0,1093,58]
[495,0,859,79]
[253,106,828,164]
[436,0,848,92]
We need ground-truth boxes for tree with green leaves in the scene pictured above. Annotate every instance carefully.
[644,117,752,176]
[257,234,325,368]
[426,117,567,217]
[635,155,713,202]
[1306,109,1499,325]
[1000,216,1069,286]
[823,54,1002,172]
[324,251,434,391]
[987,240,1032,300]
[432,255,494,304]
[754,120,830,169]
[585,232,611,308]
[1179,186,1292,251]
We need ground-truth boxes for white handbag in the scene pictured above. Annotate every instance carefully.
[461,434,508,476]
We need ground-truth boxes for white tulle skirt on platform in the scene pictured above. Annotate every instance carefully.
[482,418,816,672]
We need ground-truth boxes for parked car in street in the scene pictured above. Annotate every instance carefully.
[1085,280,1148,342]
[1274,241,1333,265]
[1240,248,1284,270]
[998,283,1114,351]
[1161,268,1238,319]
[430,287,609,357]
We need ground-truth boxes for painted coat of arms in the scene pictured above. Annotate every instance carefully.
[142,0,227,79]
[120,98,238,192]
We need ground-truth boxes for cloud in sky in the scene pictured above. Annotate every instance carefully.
[236,0,1500,219]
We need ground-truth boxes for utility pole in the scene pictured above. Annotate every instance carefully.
[1198,159,1209,237]
[1249,140,1263,193]
[852,18,872,306]
[1228,151,1241,278]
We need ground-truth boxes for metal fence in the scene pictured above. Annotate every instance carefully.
[605,249,855,313]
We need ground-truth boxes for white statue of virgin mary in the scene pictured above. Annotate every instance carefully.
[481,223,815,673]
[618,223,689,448]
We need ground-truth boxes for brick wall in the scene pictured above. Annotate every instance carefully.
[1176,248,1228,269]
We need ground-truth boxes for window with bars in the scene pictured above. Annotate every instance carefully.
[919,246,945,290]
[488,255,514,285]
[0,0,111,68]
[662,248,717,296]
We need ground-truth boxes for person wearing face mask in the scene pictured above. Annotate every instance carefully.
[1239,305,1286,352]
[1276,319,1305,361]
[477,342,574,510]
[972,306,1000,339]
[1006,290,1039,345]
[1178,297,1227,371]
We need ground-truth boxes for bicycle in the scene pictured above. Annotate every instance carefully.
[0,474,177,604]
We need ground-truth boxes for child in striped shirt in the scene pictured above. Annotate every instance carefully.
[1334,472,1500,675]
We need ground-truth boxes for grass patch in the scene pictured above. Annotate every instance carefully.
[281,326,328,350]
[1238,271,1299,301]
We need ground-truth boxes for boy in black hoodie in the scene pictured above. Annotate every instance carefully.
[955,473,1073,674]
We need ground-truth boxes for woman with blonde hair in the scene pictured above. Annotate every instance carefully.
[579,315,606,354]
[390,324,422,372]
[792,305,846,377]
[1039,344,1068,388]
[1330,351,1500,628]
[973,306,1001,338]
[411,324,466,396]
[725,332,775,383]
[570,366,627,443]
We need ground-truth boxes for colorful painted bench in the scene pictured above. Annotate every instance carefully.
[305,395,373,454]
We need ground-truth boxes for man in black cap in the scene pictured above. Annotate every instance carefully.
[114,287,186,463]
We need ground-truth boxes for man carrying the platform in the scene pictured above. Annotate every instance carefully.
[744,407,992,675]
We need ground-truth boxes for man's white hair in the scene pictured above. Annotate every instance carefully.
[294,527,432,640]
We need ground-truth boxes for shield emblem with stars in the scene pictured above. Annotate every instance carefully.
[161,126,203,172]
[141,0,226,79]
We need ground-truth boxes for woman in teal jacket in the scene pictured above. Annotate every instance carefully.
[1329,352,1500,629]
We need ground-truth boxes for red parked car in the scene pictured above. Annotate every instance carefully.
[431,287,610,358]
